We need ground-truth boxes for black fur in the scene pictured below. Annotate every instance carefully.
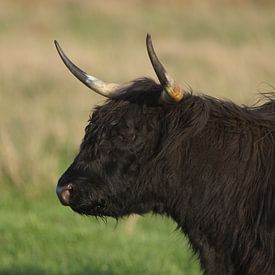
[57,78,275,274]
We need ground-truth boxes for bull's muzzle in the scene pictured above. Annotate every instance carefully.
[56,183,74,206]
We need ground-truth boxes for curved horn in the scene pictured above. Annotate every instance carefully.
[146,34,185,103]
[54,40,119,98]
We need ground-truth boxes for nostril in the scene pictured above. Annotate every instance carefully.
[56,183,73,206]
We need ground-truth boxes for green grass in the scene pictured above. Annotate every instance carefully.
[0,189,200,275]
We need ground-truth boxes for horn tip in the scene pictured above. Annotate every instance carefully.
[54,40,65,61]
[146,33,152,44]
[54,40,61,52]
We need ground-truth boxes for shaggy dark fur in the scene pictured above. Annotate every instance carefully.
[57,78,275,274]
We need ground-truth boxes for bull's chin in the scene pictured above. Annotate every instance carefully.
[70,204,97,215]
[70,204,124,218]
[69,203,109,217]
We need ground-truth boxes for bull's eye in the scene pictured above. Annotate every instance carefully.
[118,132,136,142]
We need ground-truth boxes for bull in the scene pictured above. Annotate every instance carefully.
[55,34,275,274]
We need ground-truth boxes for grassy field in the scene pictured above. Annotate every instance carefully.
[0,189,200,275]
[1,0,275,274]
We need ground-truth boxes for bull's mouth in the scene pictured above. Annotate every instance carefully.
[69,197,107,217]
[56,182,116,217]
[56,182,107,215]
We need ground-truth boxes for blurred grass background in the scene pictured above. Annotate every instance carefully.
[1,0,275,274]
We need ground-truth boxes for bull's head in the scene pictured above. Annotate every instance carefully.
[55,35,187,217]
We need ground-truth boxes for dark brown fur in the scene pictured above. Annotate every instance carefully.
[57,78,275,274]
